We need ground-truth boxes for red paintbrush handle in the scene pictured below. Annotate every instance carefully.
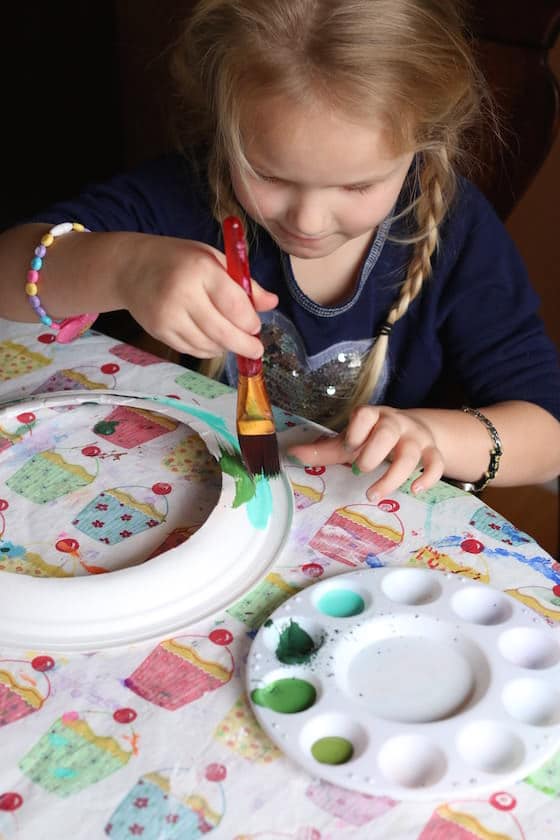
[223,216,263,377]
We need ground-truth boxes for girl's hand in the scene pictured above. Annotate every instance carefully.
[121,235,278,358]
[288,405,444,500]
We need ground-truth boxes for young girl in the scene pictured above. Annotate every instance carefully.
[0,0,559,501]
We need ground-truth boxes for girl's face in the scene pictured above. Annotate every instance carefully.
[231,95,414,259]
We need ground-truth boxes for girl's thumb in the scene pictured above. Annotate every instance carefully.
[251,281,278,312]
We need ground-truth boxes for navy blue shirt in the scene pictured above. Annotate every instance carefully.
[30,153,560,426]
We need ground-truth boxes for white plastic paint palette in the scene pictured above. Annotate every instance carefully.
[246,567,560,799]
[0,390,293,650]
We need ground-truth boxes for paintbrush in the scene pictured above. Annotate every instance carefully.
[222,216,280,479]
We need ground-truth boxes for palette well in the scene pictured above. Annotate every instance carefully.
[246,567,560,799]
[0,390,293,650]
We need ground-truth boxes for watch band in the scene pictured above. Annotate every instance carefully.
[443,407,503,493]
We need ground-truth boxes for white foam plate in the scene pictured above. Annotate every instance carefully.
[246,567,560,799]
[0,390,293,650]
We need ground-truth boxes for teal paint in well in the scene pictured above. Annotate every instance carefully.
[317,589,365,618]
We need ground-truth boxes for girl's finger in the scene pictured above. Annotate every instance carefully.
[210,281,262,335]
[288,432,347,466]
[410,446,445,493]
[190,305,264,359]
[364,439,421,500]
[344,405,382,450]
[353,415,401,472]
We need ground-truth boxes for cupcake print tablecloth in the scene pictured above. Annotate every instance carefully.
[1,319,559,839]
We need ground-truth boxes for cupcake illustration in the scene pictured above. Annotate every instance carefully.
[0,412,36,454]
[0,655,54,728]
[214,694,281,763]
[408,538,490,583]
[418,793,525,839]
[30,365,113,393]
[309,501,404,567]
[0,340,51,382]
[125,631,234,710]
[0,539,71,578]
[525,749,560,796]
[305,779,397,826]
[6,448,96,504]
[233,831,320,840]
[469,506,531,546]
[105,763,226,839]
[286,465,326,510]
[109,343,165,366]
[0,791,23,839]
[505,584,560,623]
[227,573,300,630]
[19,707,139,797]
[93,405,178,449]
[175,369,232,399]
[72,482,170,545]
[163,431,222,485]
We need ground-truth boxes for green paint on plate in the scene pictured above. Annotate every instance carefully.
[311,736,354,765]
[251,678,316,713]
[318,589,365,618]
[275,620,322,665]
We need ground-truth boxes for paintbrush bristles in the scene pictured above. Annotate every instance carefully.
[238,432,281,479]
[236,372,280,478]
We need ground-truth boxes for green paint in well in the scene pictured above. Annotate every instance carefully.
[311,736,354,765]
[351,462,361,476]
[275,620,322,665]
[317,589,365,618]
[251,678,316,713]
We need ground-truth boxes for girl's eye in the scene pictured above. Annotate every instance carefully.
[256,173,280,183]
[345,184,373,195]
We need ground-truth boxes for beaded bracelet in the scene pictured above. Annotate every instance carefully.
[25,222,99,343]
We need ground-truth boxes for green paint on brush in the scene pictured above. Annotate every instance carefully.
[311,736,354,765]
[251,678,316,713]
[275,620,322,665]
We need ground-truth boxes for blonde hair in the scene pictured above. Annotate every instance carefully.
[171,0,492,427]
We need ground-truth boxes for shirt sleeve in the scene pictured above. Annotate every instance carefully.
[437,183,560,421]
[24,154,219,244]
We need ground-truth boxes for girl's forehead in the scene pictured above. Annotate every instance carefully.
[239,95,408,184]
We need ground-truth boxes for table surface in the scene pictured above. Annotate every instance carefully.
[1,319,560,839]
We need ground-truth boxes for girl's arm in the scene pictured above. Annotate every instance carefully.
[288,400,560,498]
[0,222,276,359]
[0,223,132,322]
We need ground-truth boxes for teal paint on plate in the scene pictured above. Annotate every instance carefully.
[318,589,365,618]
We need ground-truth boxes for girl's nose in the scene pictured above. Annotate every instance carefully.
[286,190,328,237]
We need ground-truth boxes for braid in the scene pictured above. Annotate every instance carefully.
[328,147,453,430]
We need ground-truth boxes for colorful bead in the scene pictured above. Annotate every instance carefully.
[24,222,99,344]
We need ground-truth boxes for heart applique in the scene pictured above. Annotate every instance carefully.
[225,310,387,427]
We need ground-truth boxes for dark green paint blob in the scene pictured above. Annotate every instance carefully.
[311,736,354,765]
[275,620,322,665]
[219,448,256,507]
[93,420,118,435]
[251,678,316,714]
[317,589,365,618]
